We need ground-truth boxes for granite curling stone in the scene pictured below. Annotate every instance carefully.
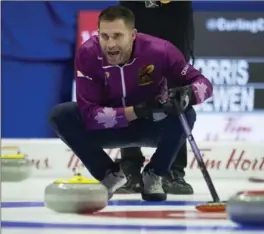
[44,174,108,214]
[226,190,264,226]
[1,154,32,182]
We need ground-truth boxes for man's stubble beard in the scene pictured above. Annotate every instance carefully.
[123,44,134,64]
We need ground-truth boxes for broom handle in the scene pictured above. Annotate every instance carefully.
[178,112,220,202]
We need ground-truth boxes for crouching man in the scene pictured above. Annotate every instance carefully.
[49,6,213,201]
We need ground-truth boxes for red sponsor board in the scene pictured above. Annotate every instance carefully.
[77,11,100,47]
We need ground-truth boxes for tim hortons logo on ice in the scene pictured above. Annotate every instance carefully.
[204,117,252,141]
[189,148,264,171]
[66,147,264,172]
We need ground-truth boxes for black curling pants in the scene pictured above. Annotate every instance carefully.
[49,102,196,180]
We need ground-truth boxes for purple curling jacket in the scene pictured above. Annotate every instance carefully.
[75,33,213,130]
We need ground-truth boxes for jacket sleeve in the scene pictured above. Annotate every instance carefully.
[164,41,213,105]
[75,44,128,130]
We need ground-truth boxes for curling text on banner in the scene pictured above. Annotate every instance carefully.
[1,139,264,180]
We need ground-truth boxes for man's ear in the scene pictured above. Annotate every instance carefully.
[132,28,137,40]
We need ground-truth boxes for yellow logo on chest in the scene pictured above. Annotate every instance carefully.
[138,64,155,86]
[160,0,172,4]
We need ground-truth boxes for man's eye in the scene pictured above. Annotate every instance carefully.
[114,34,122,39]
[101,34,109,40]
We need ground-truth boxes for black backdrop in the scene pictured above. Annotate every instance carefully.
[193,12,264,113]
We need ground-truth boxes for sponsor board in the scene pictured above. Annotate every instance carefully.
[1,139,263,180]
[77,11,99,47]
[192,114,264,141]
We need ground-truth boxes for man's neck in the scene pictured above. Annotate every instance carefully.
[118,47,133,66]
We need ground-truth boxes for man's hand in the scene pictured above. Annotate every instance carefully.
[165,86,193,114]
[133,100,164,120]
[133,85,193,120]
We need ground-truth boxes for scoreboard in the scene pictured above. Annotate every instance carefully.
[193,58,264,112]
[193,12,264,113]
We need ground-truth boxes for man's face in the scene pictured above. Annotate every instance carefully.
[99,19,136,65]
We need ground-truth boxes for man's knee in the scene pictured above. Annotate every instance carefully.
[49,102,79,127]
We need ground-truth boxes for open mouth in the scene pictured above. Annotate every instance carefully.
[107,51,120,56]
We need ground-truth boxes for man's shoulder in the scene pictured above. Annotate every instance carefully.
[135,33,176,64]
[78,35,101,60]
[135,33,183,69]
[76,35,103,78]
[136,33,169,55]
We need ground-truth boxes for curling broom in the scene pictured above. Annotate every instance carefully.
[178,112,226,212]
[171,88,226,212]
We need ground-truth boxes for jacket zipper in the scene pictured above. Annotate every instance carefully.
[119,67,126,107]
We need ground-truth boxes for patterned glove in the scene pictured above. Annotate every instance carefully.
[133,100,164,120]
[166,86,193,114]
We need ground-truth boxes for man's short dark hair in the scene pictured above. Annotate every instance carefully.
[98,6,135,28]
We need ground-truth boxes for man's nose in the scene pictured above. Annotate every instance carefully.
[106,38,116,48]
